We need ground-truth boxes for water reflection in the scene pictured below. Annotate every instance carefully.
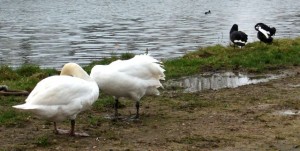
[168,72,288,93]
[275,110,300,116]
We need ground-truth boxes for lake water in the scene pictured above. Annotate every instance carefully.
[0,0,299,69]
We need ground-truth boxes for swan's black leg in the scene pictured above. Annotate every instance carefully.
[69,119,75,136]
[114,98,119,117]
[135,101,140,119]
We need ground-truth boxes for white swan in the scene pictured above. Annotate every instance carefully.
[90,54,165,118]
[13,63,99,136]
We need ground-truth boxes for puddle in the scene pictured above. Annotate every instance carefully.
[166,71,294,93]
[275,110,300,116]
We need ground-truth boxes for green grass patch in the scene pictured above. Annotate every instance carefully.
[92,95,115,111]
[164,37,300,78]
[35,135,51,147]
[87,114,105,126]
[0,64,58,91]
[15,64,57,78]
[0,108,29,127]
[0,65,19,80]
[0,96,24,107]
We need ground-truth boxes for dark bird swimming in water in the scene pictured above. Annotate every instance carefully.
[230,24,248,48]
[205,10,211,15]
[254,23,276,44]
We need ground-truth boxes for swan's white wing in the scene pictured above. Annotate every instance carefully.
[258,27,270,39]
[25,75,98,106]
[90,55,165,100]
[13,63,99,122]
[110,54,165,81]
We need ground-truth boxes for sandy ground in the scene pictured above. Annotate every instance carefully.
[2,68,300,150]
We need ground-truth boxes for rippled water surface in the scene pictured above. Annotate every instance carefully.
[0,0,299,68]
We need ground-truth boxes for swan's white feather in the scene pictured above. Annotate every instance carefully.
[90,54,165,101]
[109,54,165,81]
[13,64,99,122]
[25,76,97,105]
[258,26,270,39]
[233,40,246,44]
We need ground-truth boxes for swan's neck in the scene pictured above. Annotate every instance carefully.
[60,63,94,82]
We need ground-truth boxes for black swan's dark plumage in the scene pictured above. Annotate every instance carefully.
[230,24,248,47]
[254,23,276,44]
[205,10,211,15]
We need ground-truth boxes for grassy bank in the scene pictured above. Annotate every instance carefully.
[1,37,300,150]
[164,37,300,78]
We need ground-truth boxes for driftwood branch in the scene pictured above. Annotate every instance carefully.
[0,85,29,96]
[0,90,29,96]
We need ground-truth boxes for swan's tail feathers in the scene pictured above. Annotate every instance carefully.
[146,79,164,88]
[156,64,165,81]
[144,79,164,96]
[127,54,166,81]
[136,54,166,81]
[12,104,39,110]
[150,58,166,81]
[146,86,161,96]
